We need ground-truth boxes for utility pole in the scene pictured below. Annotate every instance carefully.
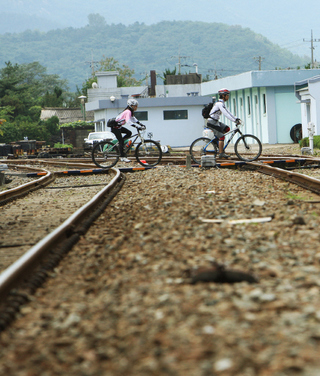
[303,30,320,68]
[86,50,99,76]
[253,56,264,70]
[171,50,190,74]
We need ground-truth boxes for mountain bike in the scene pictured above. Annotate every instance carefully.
[91,125,162,168]
[189,121,262,164]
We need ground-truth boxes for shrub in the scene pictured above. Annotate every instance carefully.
[54,143,73,148]
[300,135,320,149]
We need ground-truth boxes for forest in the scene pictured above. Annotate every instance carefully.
[0,18,309,91]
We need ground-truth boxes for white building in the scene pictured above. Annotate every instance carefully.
[295,75,320,139]
[86,72,208,147]
[86,69,320,147]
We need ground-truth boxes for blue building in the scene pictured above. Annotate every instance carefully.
[202,69,320,144]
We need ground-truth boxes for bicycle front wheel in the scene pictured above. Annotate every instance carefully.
[189,137,218,164]
[92,141,120,168]
[135,140,162,166]
[234,134,262,162]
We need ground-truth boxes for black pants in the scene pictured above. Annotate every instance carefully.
[207,119,230,140]
[111,127,132,156]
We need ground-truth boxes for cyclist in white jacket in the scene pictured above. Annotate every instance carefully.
[207,88,240,158]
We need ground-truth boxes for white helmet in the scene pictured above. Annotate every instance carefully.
[127,98,139,108]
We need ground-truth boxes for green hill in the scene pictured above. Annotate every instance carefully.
[0,20,308,91]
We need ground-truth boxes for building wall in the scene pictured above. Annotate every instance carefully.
[296,80,320,138]
[306,81,320,136]
[92,105,206,147]
[210,84,304,144]
[87,96,210,147]
[201,70,320,144]
[274,86,301,143]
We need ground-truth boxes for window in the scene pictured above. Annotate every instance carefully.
[135,111,148,121]
[247,96,251,116]
[233,98,237,116]
[163,110,188,120]
[262,94,266,114]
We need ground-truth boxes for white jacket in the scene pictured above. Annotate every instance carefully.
[209,99,237,122]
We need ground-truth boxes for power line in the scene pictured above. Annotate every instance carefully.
[171,50,190,74]
[253,56,264,70]
[303,30,320,68]
[85,50,99,76]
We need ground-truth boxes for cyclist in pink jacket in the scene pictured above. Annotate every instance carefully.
[112,98,144,162]
[207,88,240,159]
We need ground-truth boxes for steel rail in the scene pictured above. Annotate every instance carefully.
[0,165,54,205]
[0,168,121,300]
[248,162,320,194]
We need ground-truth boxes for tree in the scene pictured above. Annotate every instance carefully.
[0,62,71,144]
[87,13,106,28]
[41,86,65,107]
[80,56,142,97]
[99,56,142,87]
[163,67,177,85]
[0,61,69,120]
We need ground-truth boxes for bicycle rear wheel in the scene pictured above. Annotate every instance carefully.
[135,140,162,166]
[234,134,262,162]
[189,137,218,164]
[92,141,120,168]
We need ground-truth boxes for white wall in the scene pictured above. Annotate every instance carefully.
[309,82,320,135]
[296,79,320,139]
[93,105,206,147]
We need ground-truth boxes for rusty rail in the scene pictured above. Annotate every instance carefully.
[0,168,122,301]
[248,162,320,195]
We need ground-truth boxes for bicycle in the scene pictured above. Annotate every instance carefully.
[91,125,162,169]
[189,121,262,164]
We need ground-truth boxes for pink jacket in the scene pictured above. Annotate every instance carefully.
[116,109,138,127]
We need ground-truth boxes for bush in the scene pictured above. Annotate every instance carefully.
[60,120,93,128]
[300,135,320,149]
[54,143,73,149]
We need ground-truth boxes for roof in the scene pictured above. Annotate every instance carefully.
[86,95,210,112]
[201,69,320,95]
[295,75,320,87]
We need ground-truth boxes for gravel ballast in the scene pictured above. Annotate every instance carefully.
[2,147,320,375]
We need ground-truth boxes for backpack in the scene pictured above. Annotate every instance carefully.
[107,118,121,128]
[202,98,216,119]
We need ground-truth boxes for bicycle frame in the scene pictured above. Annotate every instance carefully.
[110,129,146,154]
[221,126,243,151]
[203,126,242,153]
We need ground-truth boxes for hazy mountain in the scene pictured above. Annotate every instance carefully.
[0,20,308,92]
[1,0,320,59]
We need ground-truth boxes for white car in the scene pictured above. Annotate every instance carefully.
[84,131,115,149]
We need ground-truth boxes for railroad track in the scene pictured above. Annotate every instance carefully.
[3,150,320,373]
[1,152,320,332]
[0,166,124,330]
